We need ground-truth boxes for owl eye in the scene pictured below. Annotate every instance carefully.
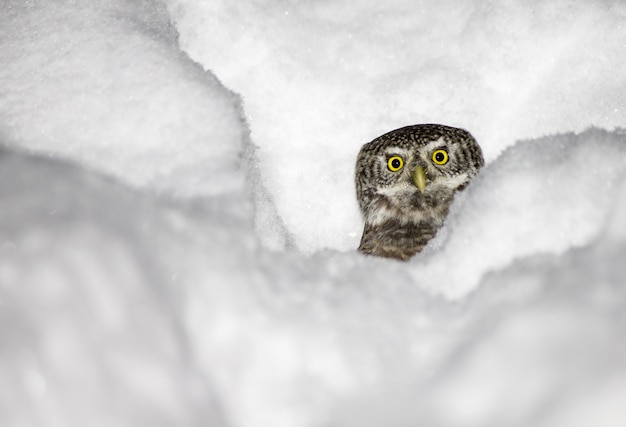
[432,149,449,165]
[387,156,404,172]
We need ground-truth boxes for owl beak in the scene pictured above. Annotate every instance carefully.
[412,166,427,192]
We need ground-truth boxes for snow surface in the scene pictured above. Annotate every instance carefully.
[0,0,246,198]
[168,0,626,252]
[1,1,626,427]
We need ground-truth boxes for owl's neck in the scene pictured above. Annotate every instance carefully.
[358,217,442,261]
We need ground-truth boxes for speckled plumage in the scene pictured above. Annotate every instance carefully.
[355,124,484,260]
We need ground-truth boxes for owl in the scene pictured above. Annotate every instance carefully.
[355,124,484,260]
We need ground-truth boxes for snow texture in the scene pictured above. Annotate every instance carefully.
[1,1,626,427]
[0,0,246,198]
[168,0,626,252]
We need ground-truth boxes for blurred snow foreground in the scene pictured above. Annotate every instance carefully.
[1,1,626,427]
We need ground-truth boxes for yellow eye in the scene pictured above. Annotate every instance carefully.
[432,149,449,165]
[387,156,404,172]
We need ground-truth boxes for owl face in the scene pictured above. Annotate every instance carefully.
[355,124,484,260]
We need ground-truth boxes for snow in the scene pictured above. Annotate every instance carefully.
[168,0,626,252]
[0,0,246,198]
[1,1,626,427]
[415,128,626,298]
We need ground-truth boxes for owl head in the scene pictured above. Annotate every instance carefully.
[355,124,484,260]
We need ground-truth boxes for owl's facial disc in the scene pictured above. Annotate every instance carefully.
[356,124,484,260]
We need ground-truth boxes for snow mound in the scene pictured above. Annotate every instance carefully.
[414,128,626,298]
[2,1,626,427]
[2,133,626,427]
[0,0,245,198]
[167,0,626,252]
[0,147,227,426]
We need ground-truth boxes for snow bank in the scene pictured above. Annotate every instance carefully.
[3,133,626,427]
[181,129,626,427]
[414,128,626,298]
[0,148,226,426]
[0,0,246,198]
[168,0,626,252]
[2,1,626,427]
